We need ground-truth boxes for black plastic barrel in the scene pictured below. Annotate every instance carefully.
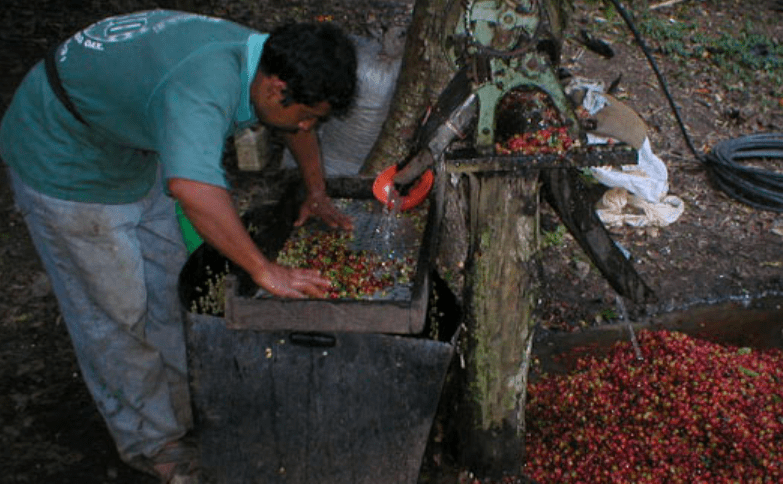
[178,177,455,484]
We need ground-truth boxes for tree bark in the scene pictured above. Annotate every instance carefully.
[358,0,461,176]
[440,170,539,477]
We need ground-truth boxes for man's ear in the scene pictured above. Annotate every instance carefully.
[253,73,287,104]
[267,75,287,101]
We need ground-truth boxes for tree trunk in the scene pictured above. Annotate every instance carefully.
[358,0,460,176]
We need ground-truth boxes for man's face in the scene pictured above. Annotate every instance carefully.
[257,99,331,133]
[251,74,331,133]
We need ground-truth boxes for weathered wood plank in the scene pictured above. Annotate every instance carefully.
[442,172,540,476]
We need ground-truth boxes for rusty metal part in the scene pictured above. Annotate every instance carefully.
[441,1,582,153]
[469,53,581,153]
[396,149,436,188]
[460,0,541,56]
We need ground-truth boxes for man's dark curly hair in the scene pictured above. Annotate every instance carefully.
[260,23,357,118]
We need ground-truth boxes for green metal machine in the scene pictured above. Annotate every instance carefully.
[449,0,581,153]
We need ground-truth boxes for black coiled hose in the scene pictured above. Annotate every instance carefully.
[704,133,783,212]
[605,0,783,212]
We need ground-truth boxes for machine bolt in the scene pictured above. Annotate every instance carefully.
[516,1,532,14]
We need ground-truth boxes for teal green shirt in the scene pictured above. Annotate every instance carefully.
[0,10,267,203]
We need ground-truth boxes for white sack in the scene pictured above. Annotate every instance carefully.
[591,137,669,204]
[282,35,403,176]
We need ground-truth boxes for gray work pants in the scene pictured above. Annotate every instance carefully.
[9,168,192,461]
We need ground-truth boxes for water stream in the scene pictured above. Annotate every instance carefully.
[374,189,404,276]
[616,295,644,361]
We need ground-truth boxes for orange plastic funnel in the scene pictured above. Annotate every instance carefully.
[372,165,433,211]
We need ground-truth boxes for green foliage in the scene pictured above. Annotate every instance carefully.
[580,166,599,185]
[596,307,618,322]
[542,223,568,249]
[579,1,781,92]
[635,12,783,87]
[637,16,695,57]
[581,0,620,21]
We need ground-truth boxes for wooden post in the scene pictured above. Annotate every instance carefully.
[436,168,540,477]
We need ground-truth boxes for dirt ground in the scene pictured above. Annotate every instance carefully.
[1,0,782,483]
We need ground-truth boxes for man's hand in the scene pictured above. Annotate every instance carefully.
[169,178,334,299]
[254,261,332,298]
[282,129,353,231]
[295,191,353,230]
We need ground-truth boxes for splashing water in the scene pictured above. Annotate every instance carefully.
[363,188,405,287]
[376,189,403,258]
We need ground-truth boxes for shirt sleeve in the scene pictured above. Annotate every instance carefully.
[147,51,242,189]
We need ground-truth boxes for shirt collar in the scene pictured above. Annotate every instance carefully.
[238,33,269,124]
